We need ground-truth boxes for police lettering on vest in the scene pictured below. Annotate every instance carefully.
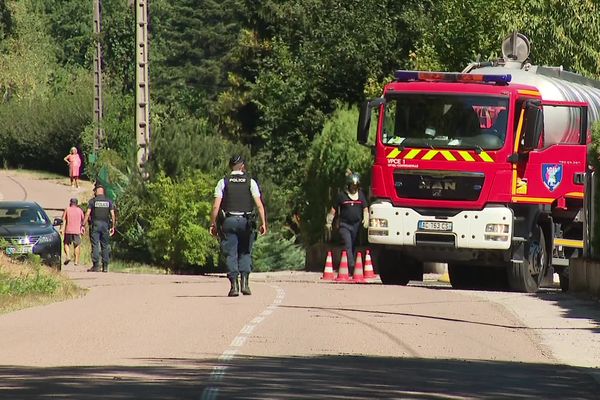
[222,173,253,214]
[88,195,114,223]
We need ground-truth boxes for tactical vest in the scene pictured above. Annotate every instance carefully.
[222,173,253,213]
[91,195,111,222]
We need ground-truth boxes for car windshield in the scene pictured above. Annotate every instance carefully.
[382,93,509,150]
[0,206,49,225]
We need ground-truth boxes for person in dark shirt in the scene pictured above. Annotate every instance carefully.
[209,155,267,297]
[84,185,116,272]
[326,173,369,271]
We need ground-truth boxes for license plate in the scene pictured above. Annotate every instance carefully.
[5,246,33,255]
[418,220,452,231]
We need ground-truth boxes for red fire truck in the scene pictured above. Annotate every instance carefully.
[357,33,600,292]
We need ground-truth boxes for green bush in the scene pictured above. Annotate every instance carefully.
[252,227,305,272]
[141,172,219,269]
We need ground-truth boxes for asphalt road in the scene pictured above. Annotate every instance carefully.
[0,171,599,399]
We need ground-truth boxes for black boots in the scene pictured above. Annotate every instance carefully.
[228,274,251,296]
[241,273,252,295]
[228,276,239,297]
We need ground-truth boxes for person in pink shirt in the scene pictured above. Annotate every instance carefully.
[60,198,85,266]
[63,147,82,188]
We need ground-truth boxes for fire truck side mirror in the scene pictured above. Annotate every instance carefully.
[357,98,385,145]
[521,100,544,151]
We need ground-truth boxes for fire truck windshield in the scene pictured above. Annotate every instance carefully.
[382,93,509,150]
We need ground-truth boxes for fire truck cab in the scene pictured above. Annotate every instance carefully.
[357,33,600,292]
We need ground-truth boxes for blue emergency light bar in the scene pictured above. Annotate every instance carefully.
[394,70,512,85]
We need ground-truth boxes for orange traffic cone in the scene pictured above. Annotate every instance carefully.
[351,251,365,283]
[335,250,350,281]
[363,249,379,280]
[321,251,335,280]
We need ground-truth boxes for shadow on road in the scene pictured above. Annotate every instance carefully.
[536,290,600,334]
[280,304,597,332]
[1,355,598,399]
[416,281,600,334]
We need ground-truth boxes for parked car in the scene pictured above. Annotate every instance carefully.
[0,201,62,269]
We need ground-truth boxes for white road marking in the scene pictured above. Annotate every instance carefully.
[201,284,286,399]
[240,324,256,335]
[230,336,247,347]
[217,349,238,361]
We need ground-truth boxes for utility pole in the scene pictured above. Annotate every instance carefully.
[93,0,104,152]
[135,0,150,179]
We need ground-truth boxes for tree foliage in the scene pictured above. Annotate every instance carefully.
[0,0,58,102]
[150,0,248,115]
[41,0,93,68]
[149,117,247,179]
[0,71,91,171]
[0,0,13,48]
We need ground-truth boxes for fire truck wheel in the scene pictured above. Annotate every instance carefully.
[507,225,547,293]
[377,249,411,285]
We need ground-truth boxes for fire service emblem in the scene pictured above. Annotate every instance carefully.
[542,163,563,192]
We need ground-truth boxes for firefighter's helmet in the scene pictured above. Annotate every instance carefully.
[346,173,360,187]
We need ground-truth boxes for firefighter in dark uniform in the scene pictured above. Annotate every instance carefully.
[210,155,267,297]
[84,185,116,272]
[326,173,369,271]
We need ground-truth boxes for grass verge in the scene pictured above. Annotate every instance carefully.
[0,254,85,314]
[1,167,65,180]
[108,260,168,274]
[75,234,166,274]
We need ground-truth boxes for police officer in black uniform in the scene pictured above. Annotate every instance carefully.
[84,185,116,272]
[210,155,267,297]
[326,173,369,272]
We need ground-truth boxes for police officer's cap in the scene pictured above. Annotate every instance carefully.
[229,155,245,167]
[346,172,360,186]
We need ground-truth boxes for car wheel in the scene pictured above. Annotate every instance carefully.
[45,254,62,271]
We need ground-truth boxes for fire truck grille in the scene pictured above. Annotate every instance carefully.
[394,171,484,201]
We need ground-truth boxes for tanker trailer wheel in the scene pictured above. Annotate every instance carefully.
[507,225,548,293]
[376,249,411,285]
